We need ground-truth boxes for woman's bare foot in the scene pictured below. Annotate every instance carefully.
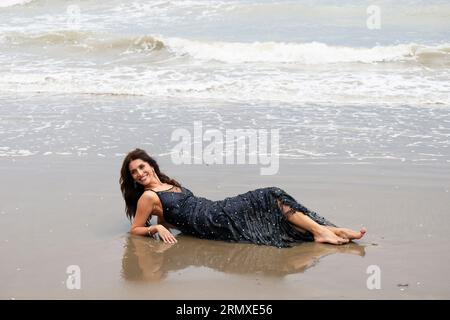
[312,226,350,245]
[327,226,366,241]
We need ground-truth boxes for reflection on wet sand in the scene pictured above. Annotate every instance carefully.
[121,235,366,281]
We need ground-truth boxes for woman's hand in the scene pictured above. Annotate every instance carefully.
[155,225,178,244]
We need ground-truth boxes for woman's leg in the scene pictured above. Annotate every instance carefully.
[276,200,366,245]
[285,211,350,245]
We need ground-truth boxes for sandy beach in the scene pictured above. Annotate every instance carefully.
[1,94,449,299]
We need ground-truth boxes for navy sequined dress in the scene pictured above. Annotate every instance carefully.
[147,186,336,248]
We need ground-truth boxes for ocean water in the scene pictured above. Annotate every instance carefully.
[0,0,449,163]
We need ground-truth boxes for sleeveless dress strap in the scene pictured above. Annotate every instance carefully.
[145,185,175,193]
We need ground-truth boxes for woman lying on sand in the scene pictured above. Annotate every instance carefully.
[120,148,366,248]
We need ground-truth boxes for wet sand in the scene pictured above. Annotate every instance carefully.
[1,154,449,299]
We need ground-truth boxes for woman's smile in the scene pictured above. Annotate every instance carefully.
[138,173,149,184]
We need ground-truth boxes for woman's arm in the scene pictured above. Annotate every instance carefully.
[130,191,158,236]
[130,192,177,243]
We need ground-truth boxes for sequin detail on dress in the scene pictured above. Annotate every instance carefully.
[153,186,336,248]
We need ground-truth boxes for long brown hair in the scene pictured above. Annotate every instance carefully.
[120,148,181,221]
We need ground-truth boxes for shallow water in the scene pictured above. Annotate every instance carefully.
[1,0,449,105]
[1,94,449,165]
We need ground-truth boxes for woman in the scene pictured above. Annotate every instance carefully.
[120,148,366,248]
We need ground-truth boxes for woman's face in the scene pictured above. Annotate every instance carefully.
[129,159,153,186]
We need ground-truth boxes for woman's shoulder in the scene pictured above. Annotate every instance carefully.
[138,190,160,203]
